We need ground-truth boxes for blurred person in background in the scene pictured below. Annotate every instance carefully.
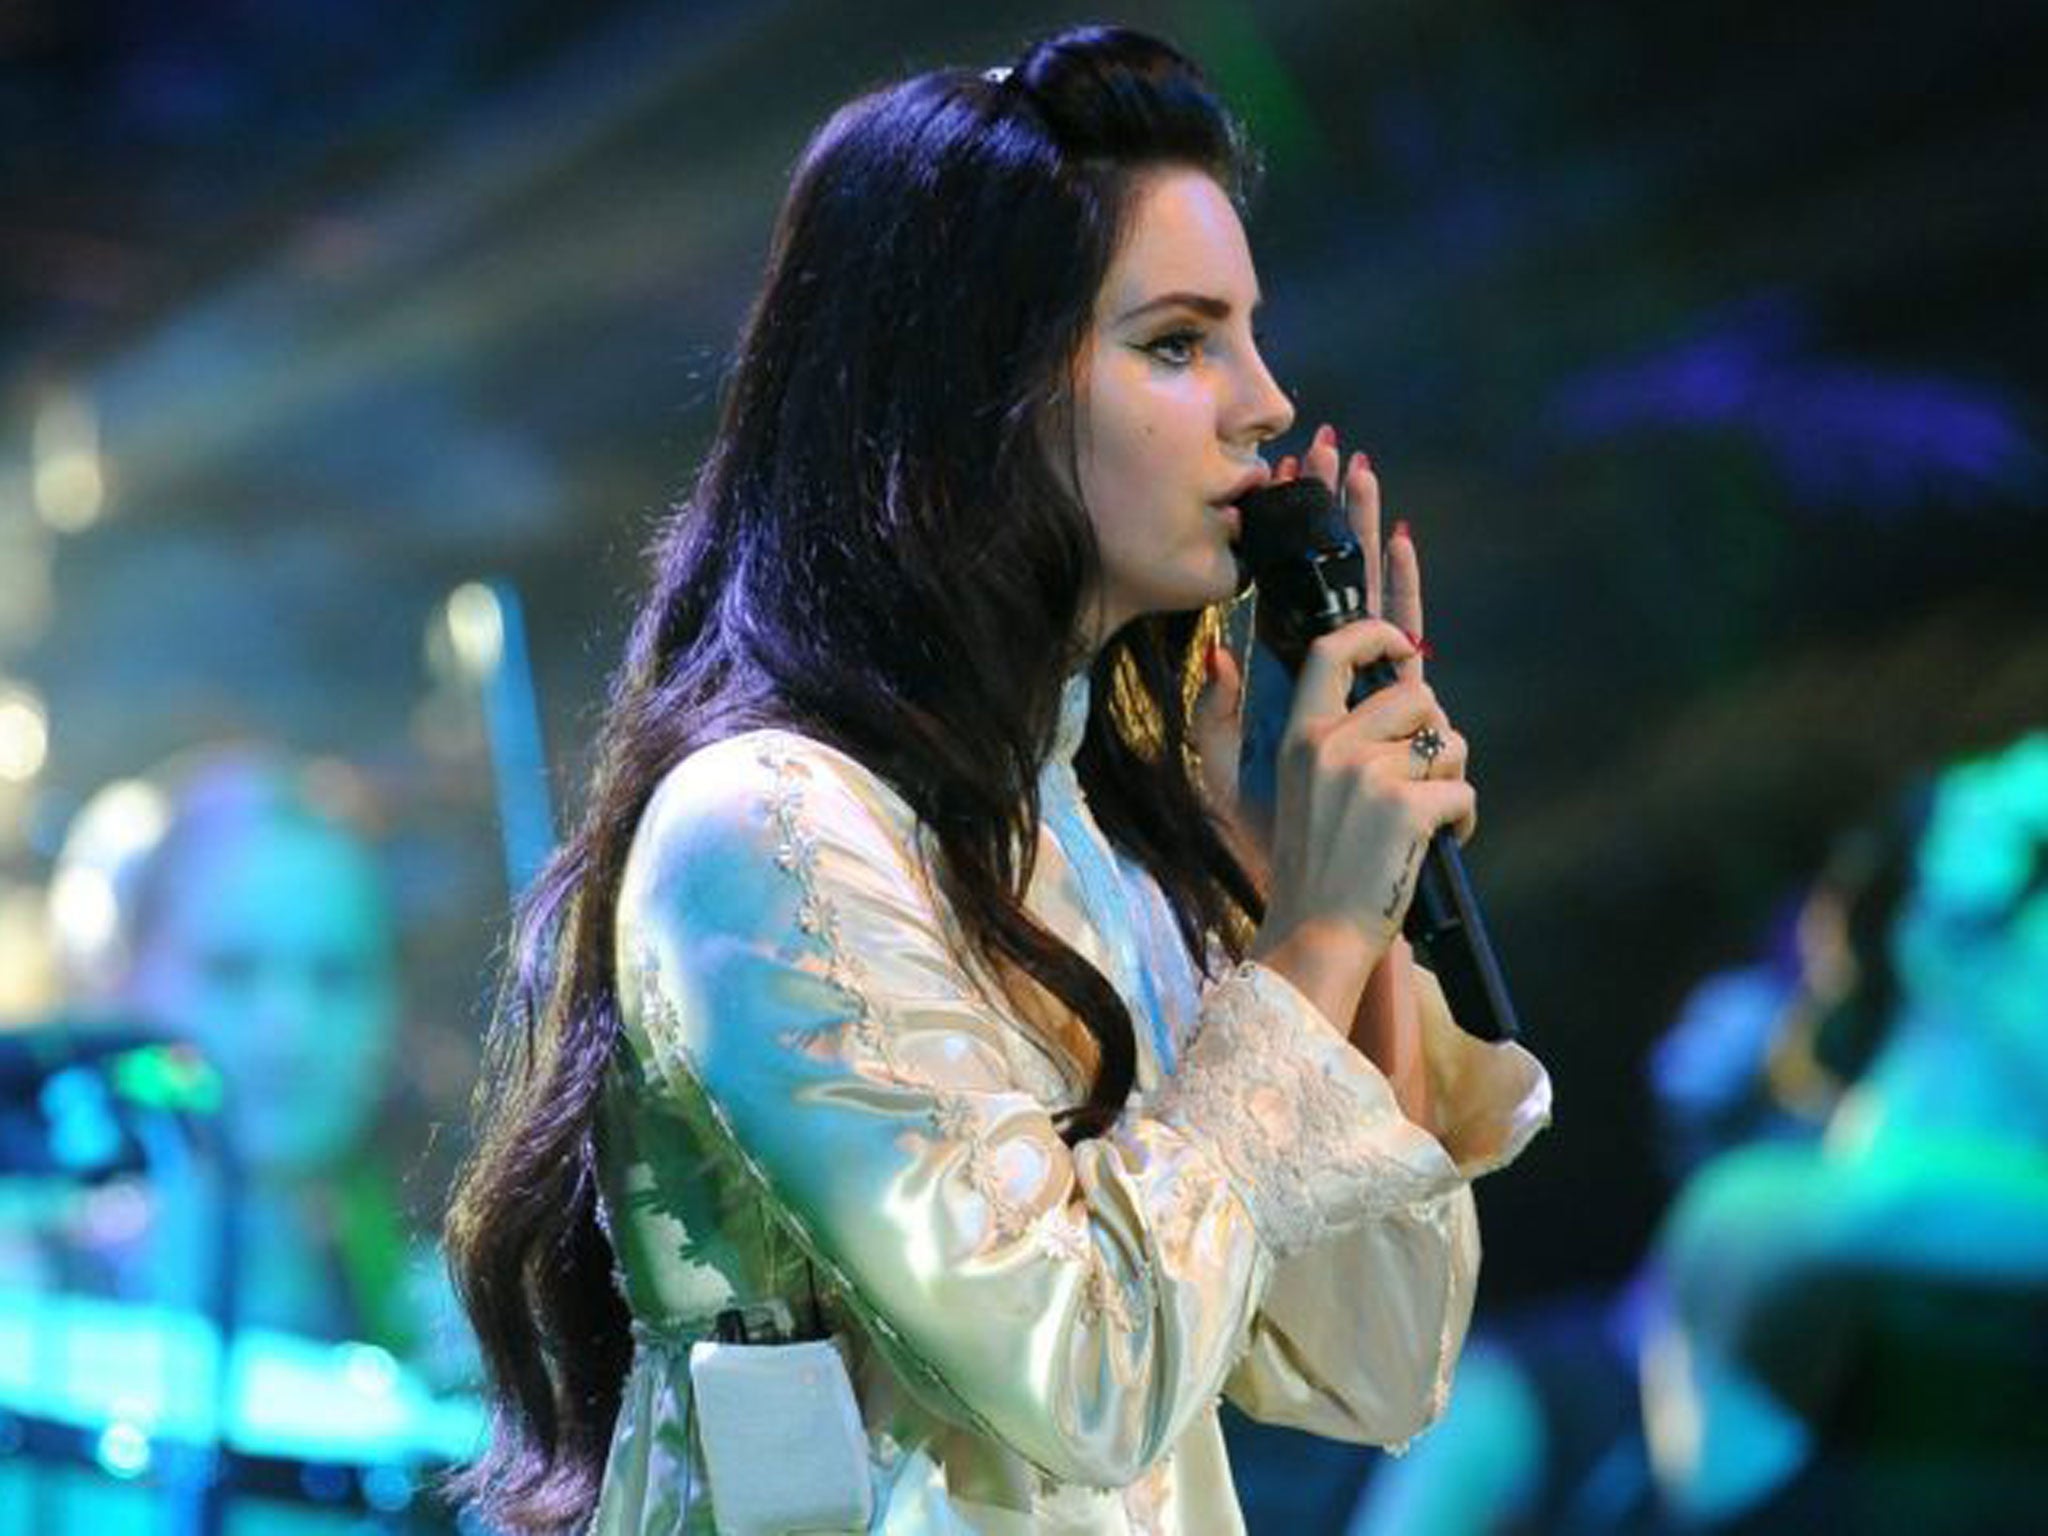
[26,749,424,1349]
[1648,731,2048,1534]
[1346,792,1928,1536]
[0,748,477,1533]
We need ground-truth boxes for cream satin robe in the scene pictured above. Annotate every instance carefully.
[591,675,1550,1533]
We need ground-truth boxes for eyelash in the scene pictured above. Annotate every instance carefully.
[1141,326,1271,368]
[1143,328,1206,367]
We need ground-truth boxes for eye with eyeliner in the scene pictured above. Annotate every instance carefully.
[1139,326,1207,367]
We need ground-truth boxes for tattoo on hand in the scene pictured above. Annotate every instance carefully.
[1380,839,1424,922]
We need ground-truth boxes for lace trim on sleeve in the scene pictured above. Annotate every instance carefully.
[1152,962,1461,1260]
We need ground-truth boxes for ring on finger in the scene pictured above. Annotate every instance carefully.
[1408,726,1447,780]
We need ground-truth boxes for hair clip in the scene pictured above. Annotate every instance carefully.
[982,65,1013,84]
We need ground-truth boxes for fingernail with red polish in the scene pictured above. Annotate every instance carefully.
[1402,627,1437,661]
[1392,518,1412,542]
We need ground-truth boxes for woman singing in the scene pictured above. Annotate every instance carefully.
[447,25,1549,1534]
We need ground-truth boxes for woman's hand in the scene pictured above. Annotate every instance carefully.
[1234,424,1477,1129]
[1190,428,1474,845]
[1248,614,1471,1025]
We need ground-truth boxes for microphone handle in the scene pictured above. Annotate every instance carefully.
[1348,660,1520,1043]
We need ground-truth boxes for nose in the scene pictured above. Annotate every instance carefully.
[1231,341,1295,452]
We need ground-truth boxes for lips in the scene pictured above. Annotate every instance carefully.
[1214,468,1267,550]
[1213,466,1270,509]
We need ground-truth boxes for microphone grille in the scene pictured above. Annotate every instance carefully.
[1234,478,1353,577]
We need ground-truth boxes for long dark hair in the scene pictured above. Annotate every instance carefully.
[444,26,1266,1532]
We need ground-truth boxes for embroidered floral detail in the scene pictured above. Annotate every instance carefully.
[1079,1252,1140,1333]
[760,745,890,1058]
[626,932,1022,1460]
[757,742,1104,1267]
[632,942,684,1058]
[928,1093,977,1141]
[1034,1207,1091,1265]
[1154,963,1456,1259]
[932,1090,1036,1240]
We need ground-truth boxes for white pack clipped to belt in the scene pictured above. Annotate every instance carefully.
[689,1334,874,1534]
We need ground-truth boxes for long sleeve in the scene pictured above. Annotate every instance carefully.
[613,731,1529,1491]
[1222,967,1550,1447]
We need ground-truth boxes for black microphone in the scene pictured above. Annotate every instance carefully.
[1234,477,1521,1043]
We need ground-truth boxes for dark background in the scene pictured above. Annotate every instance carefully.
[3,0,2044,1306]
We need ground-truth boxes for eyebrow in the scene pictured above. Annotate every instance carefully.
[1112,290,1263,325]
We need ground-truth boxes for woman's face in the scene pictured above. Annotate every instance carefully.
[1072,167,1295,644]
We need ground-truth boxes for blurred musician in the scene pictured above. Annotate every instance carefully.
[1,748,475,1534]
